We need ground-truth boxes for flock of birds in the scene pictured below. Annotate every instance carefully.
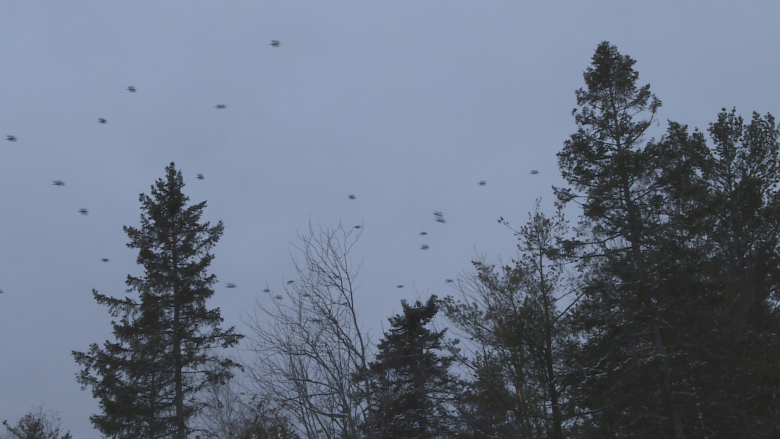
[2,40,287,295]
[2,37,542,298]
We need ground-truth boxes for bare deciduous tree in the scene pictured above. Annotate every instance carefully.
[196,371,299,439]
[246,223,375,439]
[197,371,250,439]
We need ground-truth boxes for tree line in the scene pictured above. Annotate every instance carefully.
[5,41,779,439]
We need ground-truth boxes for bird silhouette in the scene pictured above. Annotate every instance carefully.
[397,285,404,288]
[348,194,356,200]
[127,86,136,92]
[445,279,453,283]
[479,181,486,186]
[196,174,204,180]
[420,232,427,236]
[274,295,283,300]
[433,211,446,223]
[354,225,362,229]
[98,118,107,124]
[263,288,270,293]
[226,283,237,288]
[421,245,429,250]
[270,40,280,47]
[52,181,65,186]
[102,258,109,263]
[215,105,226,109]
[6,135,16,142]
[79,208,88,215]
[286,280,295,285]
[530,170,539,175]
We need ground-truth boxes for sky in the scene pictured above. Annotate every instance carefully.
[1,1,778,437]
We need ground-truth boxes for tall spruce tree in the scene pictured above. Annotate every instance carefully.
[362,296,462,439]
[73,162,243,439]
[558,42,780,438]
[556,41,693,438]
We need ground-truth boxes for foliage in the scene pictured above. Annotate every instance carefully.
[73,162,243,439]
[444,201,579,438]
[1,405,72,439]
[361,296,462,439]
[557,41,780,438]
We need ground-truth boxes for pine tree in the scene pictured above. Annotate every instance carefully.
[362,296,462,439]
[556,41,692,438]
[557,42,780,437]
[2,405,72,439]
[73,162,243,439]
[443,202,578,439]
[687,108,780,436]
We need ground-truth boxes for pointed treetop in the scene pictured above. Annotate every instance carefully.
[576,41,661,118]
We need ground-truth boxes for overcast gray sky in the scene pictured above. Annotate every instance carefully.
[1,2,778,437]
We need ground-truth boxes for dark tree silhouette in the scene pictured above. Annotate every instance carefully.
[73,162,243,439]
[361,296,461,439]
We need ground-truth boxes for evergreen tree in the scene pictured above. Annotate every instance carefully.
[2,405,72,439]
[443,202,578,439]
[687,108,780,437]
[362,296,462,439]
[556,41,693,438]
[73,162,243,439]
[558,42,780,437]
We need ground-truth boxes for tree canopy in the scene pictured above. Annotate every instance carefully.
[73,162,243,439]
[362,296,462,439]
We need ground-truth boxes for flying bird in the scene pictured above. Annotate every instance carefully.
[263,288,270,293]
[98,118,107,124]
[421,245,429,250]
[354,225,362,229]
[226,283,237,288]
[270,40,280,47]
[127,86,136,92]
[397,285,404,288]
[433,211,446,224]
[196,174,204,180]
[274,295,283,300]
[79,208,88,216]
[530,170,539,175]
[479,181,486,186]
[52,180,65,186]
[348,194,356,200]
[286,280,295,285]
[420,232,427,236]
[445,279,454,283]
[215,105,226,109]
[6,135,16,142]
[102,258,109,263]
